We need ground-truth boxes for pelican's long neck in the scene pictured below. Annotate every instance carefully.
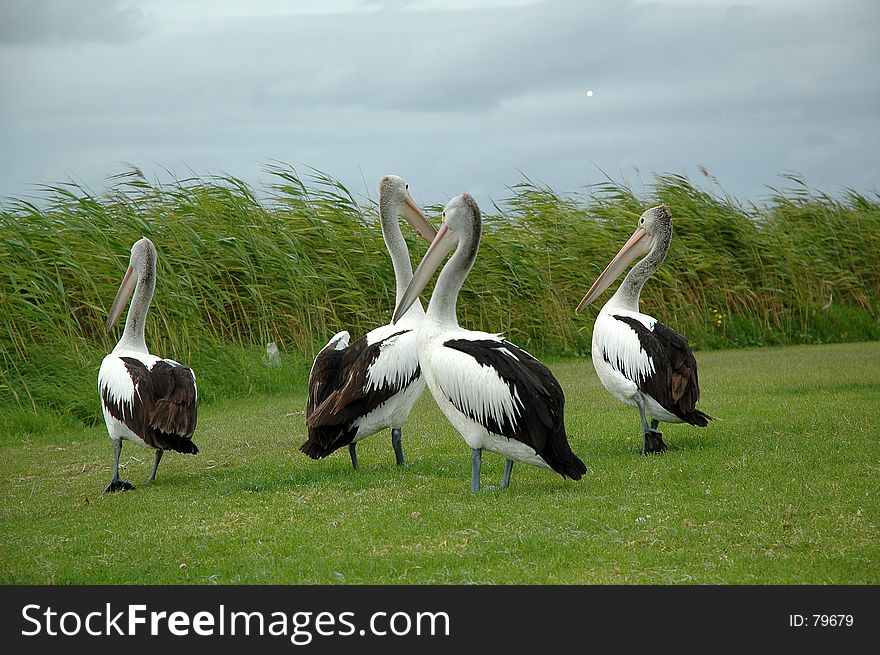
[380,200,420,314]
[117,257,155,353]
[426,223,479,329]
[605,229,671,313]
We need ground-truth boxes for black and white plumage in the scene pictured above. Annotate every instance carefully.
[576,205,711,454]
[99,237,198,492]
[302,325,422,464]
[300,176,436,469]
[392,193,586,492]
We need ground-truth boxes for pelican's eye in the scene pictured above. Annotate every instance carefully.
[405,183,409,190]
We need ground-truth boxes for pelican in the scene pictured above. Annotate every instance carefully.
[300,176,437,469]
[393,193,587,492]
[98,237,198,492]
[576,205,712,454]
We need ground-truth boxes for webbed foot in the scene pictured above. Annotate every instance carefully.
[104,479,134,493]
[643,429,668,455]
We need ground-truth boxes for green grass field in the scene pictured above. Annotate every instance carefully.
[1,342,878,584]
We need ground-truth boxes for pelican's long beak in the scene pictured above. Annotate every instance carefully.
[392,223,456,324]
[576,227,651,313]
[399,194,438,243]
[105,266,136,332]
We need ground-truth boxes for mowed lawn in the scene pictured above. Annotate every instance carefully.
[1,342,878,584]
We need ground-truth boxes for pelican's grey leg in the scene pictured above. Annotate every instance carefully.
[147,448,164,483]
[501,459,514,489]
[471,448,482,493]
[634,391,667,454]
[391,428,405,466]
[634,391,650,434]
[349,443,359,470]
[104,438,134,493]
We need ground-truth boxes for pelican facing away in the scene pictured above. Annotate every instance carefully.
[576,205,712,454]
[393,193,587,492]
[98,237,198,492]
[301,176,437,469]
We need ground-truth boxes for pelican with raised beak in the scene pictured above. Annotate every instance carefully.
[301,176,437,469]
[393,193,586,492]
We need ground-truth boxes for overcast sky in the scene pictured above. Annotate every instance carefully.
[1,0,878,209]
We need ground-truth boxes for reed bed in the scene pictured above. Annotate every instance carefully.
[1,165,878,421]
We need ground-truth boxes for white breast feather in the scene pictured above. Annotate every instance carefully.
[366,330,419,392]
[432,346,522,433]
[98,351,162,417]
[596,311,656,383]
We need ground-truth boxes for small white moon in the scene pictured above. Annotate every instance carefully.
[586,90,594,97]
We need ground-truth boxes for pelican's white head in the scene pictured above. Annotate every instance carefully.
[378,174,407,202]
[638,205,672,244]
[576,205,672,312]
[391,193,481,324]
[378,175,437,243]
[129,237,156,270]
[439,193,480,237]
[105,237,156,332]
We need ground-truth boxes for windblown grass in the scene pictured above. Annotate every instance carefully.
[1,165,878,421]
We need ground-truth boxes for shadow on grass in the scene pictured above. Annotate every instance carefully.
[141,454,598,501]
[93,422,721,501]
[142,457,425,495]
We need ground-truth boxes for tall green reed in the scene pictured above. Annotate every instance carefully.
[2,164,877,419]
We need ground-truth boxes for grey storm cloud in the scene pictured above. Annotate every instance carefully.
[1,0,878,208]
[0,0,148,45]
